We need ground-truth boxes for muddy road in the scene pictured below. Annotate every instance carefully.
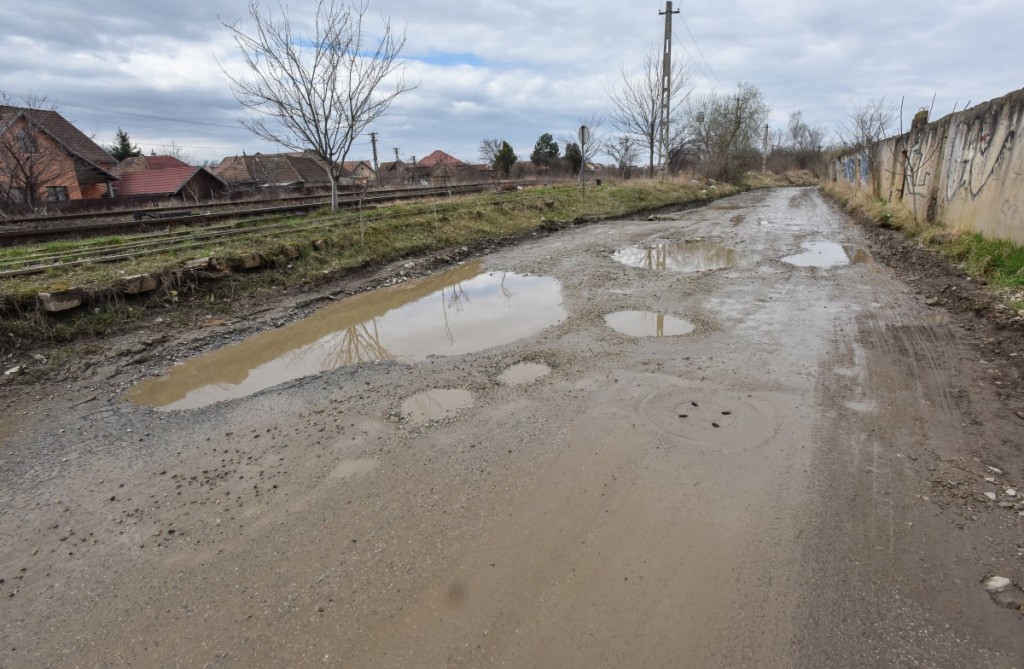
[2,187,1023,667]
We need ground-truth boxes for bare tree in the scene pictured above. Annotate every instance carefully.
[606,135,640,179]
[683,82,770,181]
[0,95,79,215]
[478,138,501,168]
[220,0,414,211]
[158,139,196,165]
[837,97,898,152]
[607,50,693,177]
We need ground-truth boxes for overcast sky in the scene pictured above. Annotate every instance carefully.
[2,0,1021,166]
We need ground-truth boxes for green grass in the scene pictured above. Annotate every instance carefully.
[821,181,1024,311]
[0,177,781,353]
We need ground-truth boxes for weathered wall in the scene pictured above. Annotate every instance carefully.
[832,87,1024,244]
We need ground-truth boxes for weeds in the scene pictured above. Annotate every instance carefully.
[821,181,1024,310]
[1,177,780,353]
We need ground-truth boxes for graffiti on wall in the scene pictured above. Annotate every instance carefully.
[836,149,870,185]
[945,106,1019,201]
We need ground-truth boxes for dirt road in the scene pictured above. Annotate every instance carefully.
[2,187,1023,667]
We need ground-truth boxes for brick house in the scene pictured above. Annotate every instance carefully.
[0,105,117,210]
[111,155,227,202]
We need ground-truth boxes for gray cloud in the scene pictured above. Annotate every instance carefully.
[1,0,1021,164]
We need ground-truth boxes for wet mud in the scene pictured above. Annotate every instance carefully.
[3,187,1024,668]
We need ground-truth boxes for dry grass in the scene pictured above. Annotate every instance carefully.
[1,177,765,352]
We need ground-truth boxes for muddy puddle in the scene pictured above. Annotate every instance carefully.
[613,241,742,272]
[499,362,552,385]
[782,242,873,268]
[401,389,474,425]
[604,311,695,337]
[129,262,566,410]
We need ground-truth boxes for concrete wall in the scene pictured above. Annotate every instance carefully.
[832,87,1024,244]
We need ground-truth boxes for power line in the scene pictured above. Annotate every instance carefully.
[674,14,726,90]
[0,88,241,130]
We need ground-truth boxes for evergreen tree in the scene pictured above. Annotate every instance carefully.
[493,141,517,177]
[529,133,559,169]
[109,128,141,161]
[563,142,583,174]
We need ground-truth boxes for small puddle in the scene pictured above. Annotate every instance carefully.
[129,262,566,410]
[782,242,873,268]
[604,311,695,337]
[613,241,742,272]
[401,389,474,425]
[499,362,552,385]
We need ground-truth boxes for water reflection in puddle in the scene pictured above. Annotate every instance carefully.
[604,311,695,337]
[499,362,552,385]
[401,389,474,425]
[782,242,873,268]
[613,241,742,272]
[129,262,566,410]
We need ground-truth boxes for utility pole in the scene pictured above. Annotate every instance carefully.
[393,147,400,184]
[658,1,679,179]
[369,132,380,182]
[762,124,769,173]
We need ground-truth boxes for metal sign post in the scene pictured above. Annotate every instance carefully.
[578,125,589,194]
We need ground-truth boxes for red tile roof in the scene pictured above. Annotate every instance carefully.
[113,166,224,197]
[112,155,190,175]
[417,150,465,167]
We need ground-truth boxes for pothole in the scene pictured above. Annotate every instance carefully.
[499,362,552,386]
[604,311,695,337]
[612,241,743,272]
[782,241,873,268]
[129,262,566,410]
[401,389,474,425]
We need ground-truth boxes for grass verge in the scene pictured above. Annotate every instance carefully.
[821,181,1024,311]
[0,176,782,355]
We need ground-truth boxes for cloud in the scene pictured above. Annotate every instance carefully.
[0,0,1021,163]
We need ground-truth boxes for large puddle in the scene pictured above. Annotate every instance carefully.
[613,241,742,272]
[604,311,695,337]
[129,262,566,410]
[782,242,873,268]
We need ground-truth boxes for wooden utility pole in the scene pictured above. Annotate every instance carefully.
[658,1,679,179]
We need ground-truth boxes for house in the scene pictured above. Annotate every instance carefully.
[212,152,354,190]
[342,160,376,182]
[110,155,227,201]
[0,105,117,209]
[417,150,486,184]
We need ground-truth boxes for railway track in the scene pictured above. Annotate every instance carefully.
[0,182,531,280]
[0,182,521,246]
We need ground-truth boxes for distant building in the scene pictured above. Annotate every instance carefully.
[110,155,226,201]
[212,152,355,190]
[0,105,117,208]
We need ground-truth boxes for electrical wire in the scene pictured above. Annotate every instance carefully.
[0,88,241,130]
[676,16,726,90]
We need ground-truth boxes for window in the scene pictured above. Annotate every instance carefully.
[10,187,28,203]
[46,186,69,201]
[16,129,37,153]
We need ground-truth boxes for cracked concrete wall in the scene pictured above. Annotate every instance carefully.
[833,87,1024,244]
